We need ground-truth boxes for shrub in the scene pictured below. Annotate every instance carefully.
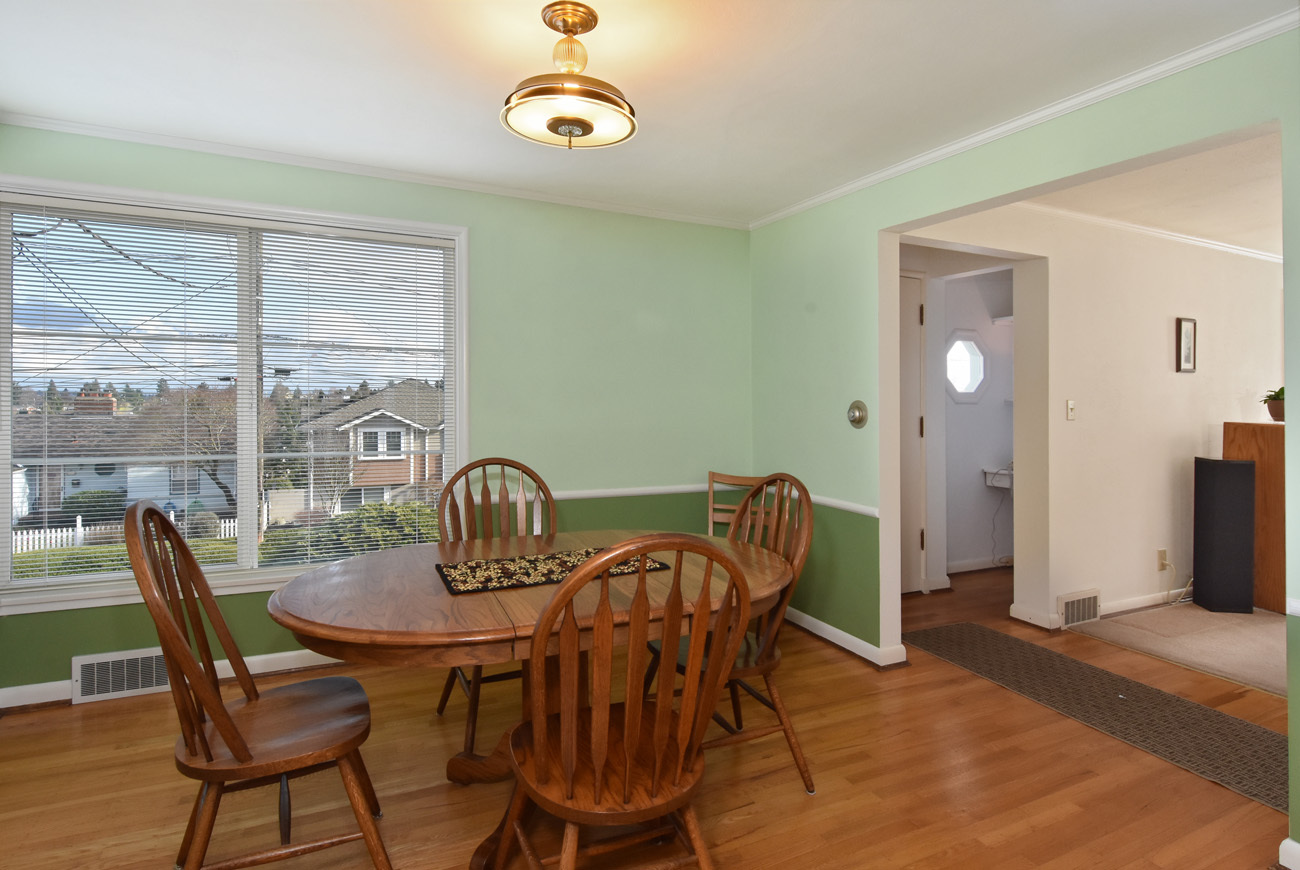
[325,503,439,557]
[187,511,220,539]
[60,489,127,524]
[11,538,237,582]
[256,503,438,568]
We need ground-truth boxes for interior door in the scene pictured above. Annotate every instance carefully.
[899,274,926,593]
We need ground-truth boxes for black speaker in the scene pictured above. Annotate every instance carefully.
[1192,457,1255,613]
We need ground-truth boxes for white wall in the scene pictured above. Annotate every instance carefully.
[944,271,1015,572]
[899,245,1021,590]
[912,203,1283,618]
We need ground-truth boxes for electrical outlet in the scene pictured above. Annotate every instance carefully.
[1157,548,1168,571]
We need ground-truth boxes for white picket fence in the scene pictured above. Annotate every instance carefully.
[12,514,237,553]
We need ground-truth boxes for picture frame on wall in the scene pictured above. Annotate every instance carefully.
[1177,317,1196,372]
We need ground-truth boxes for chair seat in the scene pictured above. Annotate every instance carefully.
[730,632,780,678]
[175,675,372,782]
[508,702,704,827]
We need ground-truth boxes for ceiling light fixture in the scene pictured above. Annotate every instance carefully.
[501,2,636,150]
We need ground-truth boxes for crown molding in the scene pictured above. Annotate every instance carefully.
[749,8,1300,230]
[0,111,749,232]
[1011,201,1283,263]
[3,9,1293,234]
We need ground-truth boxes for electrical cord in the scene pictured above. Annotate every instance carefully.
[990,461,1013,567]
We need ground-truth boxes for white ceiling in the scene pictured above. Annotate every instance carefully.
[1028,131,1283,258]
[0,0,1294,234]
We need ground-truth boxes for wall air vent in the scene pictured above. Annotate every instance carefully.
[71,647,169,704]
[1058,589,1101,627]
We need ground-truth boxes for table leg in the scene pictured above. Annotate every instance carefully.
[447,655,583,785]
[445,730,513,784]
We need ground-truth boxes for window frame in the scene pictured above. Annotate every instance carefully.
[0,176,469,615]
[358,427,405,461]
[169,464,202,496]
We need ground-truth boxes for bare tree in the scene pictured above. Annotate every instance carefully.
[136,384,277,513]
[300,427,354,515]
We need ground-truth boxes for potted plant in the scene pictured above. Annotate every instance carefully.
[1262,386,1284,422]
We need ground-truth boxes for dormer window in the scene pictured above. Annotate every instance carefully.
[360,429,403,459]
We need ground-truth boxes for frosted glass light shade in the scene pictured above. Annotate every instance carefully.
[501,73,636,148]
[552,35,588,73]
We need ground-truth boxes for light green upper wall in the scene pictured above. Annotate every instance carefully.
[751,30,1300,510]
[0,124,754,491]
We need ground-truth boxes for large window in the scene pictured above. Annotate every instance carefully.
[1,192,462,604]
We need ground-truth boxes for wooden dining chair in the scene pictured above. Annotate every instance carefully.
[706,470,764,535]
[652,473,816,794]
[489,533,751,870]
[436,457,557,755]
[123,500,392,870]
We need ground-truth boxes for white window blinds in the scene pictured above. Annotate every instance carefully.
[3,197,458,590]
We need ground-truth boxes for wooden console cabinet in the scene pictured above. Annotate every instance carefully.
[1222,422,1285,612]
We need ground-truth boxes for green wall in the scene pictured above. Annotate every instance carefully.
[749,28,1300,836]
[793,507,881,647]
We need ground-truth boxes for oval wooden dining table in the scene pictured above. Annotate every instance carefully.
[266,529,794,785]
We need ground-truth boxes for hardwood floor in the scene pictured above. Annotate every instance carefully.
[0,569,1287,869]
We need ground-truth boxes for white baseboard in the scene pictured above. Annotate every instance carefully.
[1100,590,1177,616]
[1009,603,1060,630]
[785,608,908,667]
[1277,837,1300,869]
[0,648,338,710]
[947,556,1013,574]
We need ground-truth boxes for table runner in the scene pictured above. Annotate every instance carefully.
[437,547,668,595]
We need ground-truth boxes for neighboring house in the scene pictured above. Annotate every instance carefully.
[10,394,235,523]
[300,378,445,516]
[10,381,446,528]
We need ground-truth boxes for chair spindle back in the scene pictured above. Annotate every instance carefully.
[528,534,750,805]
[125,500,258,764]
[728,473,813,663]
[438,457,556,542]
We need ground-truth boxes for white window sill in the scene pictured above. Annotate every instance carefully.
[0,565,307,616]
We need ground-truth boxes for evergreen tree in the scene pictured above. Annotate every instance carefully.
[45,380,63,412]
[156,378,170,396]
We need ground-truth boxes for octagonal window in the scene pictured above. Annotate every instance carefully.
[945,330,989,402]
[947,340,984,392]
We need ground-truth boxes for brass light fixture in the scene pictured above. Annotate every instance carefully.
[501,2,636,149]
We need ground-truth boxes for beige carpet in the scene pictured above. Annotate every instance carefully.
[1069,603,1286,696]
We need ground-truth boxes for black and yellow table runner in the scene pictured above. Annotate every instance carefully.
[437,547,668,596]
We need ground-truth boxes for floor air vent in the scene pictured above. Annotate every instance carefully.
[71,647,170,704]
[1058,589,1101,627]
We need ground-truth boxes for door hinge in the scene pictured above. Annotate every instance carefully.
[919,303,925,326]
[920,529,926,551]
[919,416,924,438]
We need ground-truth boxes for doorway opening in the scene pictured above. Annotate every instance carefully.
[885,126,1283,640]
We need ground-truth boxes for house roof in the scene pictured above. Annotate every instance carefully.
[303,379,444,433]
[11,412,142,460]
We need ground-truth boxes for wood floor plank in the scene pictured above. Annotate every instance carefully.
[0,566,1287,868]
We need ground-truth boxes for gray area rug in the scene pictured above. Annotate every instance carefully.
[903,622,1287,812]
[1069,603,1285,696]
